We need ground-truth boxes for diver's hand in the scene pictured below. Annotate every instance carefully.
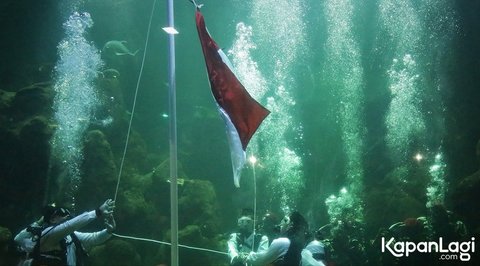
[97,199,115,216]
[231,255,243,265]
[105,214,116,233]
[231,253,247,265]
[34,216,45,226]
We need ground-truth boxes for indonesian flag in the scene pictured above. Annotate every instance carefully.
[195,9,270,187]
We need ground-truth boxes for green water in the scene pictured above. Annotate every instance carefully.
[1,0,480,265]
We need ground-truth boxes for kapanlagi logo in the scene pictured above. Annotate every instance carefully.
[381,237,475,262]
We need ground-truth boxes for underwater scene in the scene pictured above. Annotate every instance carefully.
[1,0,480,265]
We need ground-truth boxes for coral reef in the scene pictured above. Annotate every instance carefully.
[75,129,117,209]
[363,164,429,236]
[0,71,227,265]
[178,179,220,235]
[128,168,225,265]
[10,83,53,119]
[451,140,480,232]
[0,85,54,229]
[448,140,480,265]
[452,171,480,231]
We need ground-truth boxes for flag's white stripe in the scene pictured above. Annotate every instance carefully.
[217,105,246,188]
[217,48,240,80]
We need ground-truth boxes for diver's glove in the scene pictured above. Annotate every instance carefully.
[33,216,45,227]
[96,199,115,217]
[105,214,116,233]
[231,253,247,265]
[239,253,248,262]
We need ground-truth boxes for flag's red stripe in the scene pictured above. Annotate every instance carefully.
[195,10,270,150]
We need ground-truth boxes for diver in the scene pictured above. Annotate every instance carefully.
[259,212,280,245]
[324,219,368,266]
[246,211,309,266]
[15,199,116,266]
[301,231,327,266]
[228,209,269,266]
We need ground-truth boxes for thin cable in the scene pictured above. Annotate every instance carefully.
[112,233,228,255]
[114,0,157,201]
[251,158,257,251]
[110,0,222,260]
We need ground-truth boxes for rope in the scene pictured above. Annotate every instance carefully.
[112,233,228,255]
[114,0,157,201]
[109,0,229,259]
[251,156,257,251]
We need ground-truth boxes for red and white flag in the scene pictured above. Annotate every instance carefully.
[195,9,270,187]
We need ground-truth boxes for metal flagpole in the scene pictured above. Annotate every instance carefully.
[164,0,178,264]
